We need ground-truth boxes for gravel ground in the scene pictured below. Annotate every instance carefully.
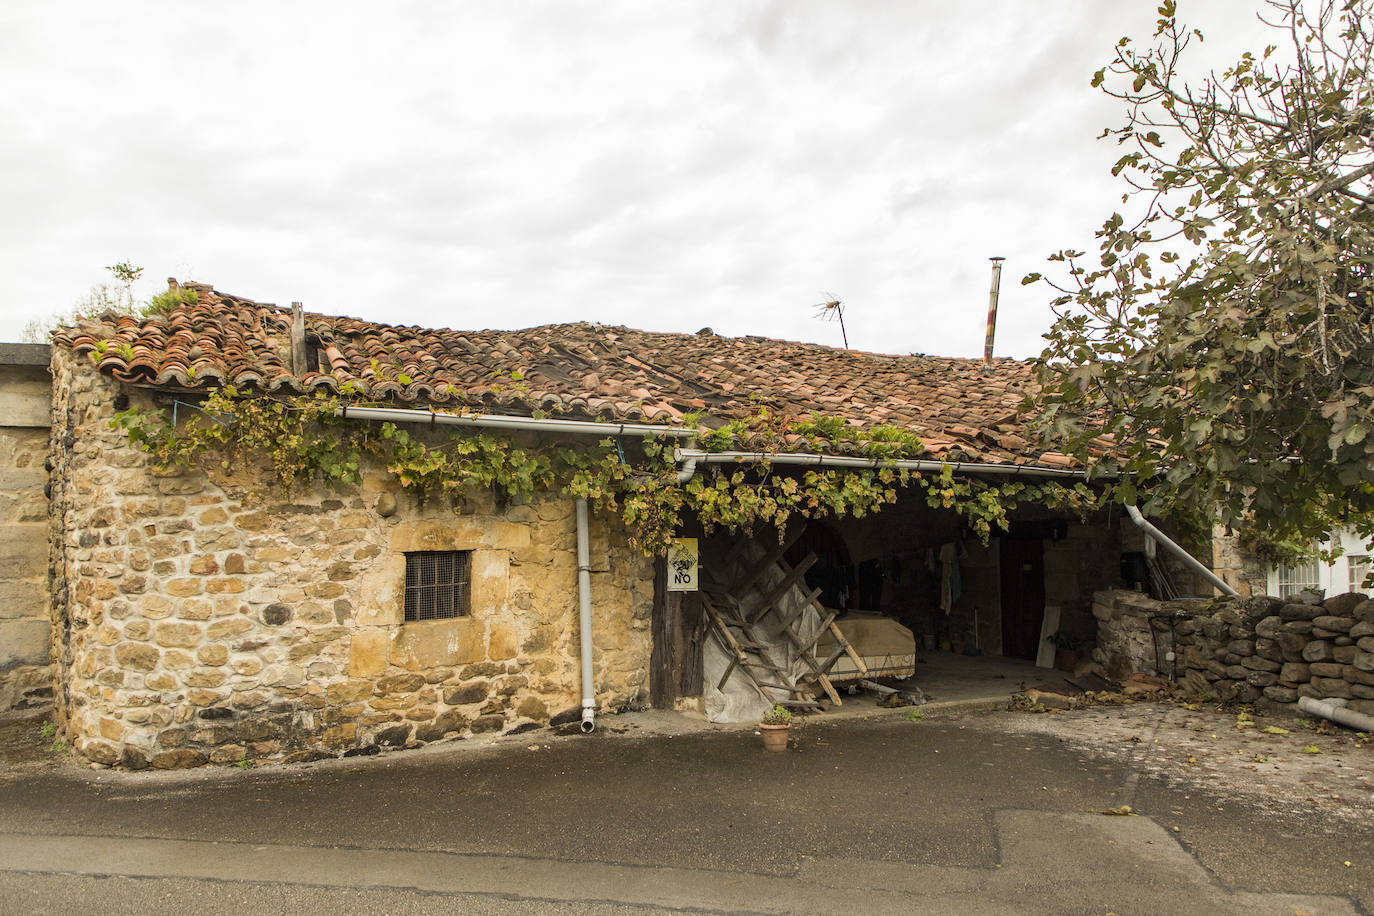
[1000,699,1374,825]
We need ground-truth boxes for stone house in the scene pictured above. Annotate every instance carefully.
[13,282,1214,767]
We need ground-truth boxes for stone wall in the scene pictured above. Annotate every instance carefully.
[1210,528,1271,597]
[1093,588,1374,715]
[50,351,655,768]
[0,351,52,713]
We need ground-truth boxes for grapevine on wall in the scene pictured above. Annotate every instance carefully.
[112,389,1096,554]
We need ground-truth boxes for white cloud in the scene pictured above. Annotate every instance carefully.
[0,0,1274,358]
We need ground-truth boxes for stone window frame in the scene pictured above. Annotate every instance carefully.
[403,550,473,622]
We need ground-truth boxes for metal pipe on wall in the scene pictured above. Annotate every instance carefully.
[335,404,697,440]
[1125,504,1237,597]
[575,498,596,733]
[673,448,1087,480]
[984,257,1005,365]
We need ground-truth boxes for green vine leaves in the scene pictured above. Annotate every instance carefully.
[112,392,1095,555]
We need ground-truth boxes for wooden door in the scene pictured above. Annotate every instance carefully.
[999,537,1045,660]
[650,557,704,708]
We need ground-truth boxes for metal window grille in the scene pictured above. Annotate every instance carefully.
[404,551,471,621]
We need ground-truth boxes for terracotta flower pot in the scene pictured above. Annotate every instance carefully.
[760,723,789,752]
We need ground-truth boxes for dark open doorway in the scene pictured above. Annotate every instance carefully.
[999,536,1045,660]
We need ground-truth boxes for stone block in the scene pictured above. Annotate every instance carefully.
[1280,603,1323,621]
[1344,665,1374,686]
[414,709,468,742]
[1225,639,1255,657]
[443,682,489,705]
[1308,662,1345,678]
[470,714,504,734]
[389,616,485,670]
[0,618,48,666]
[165,578,202,598]
[1262,685,1299,703]
[189,555,219,576]
[374,724,411,746]
[0,579,44,619]
[1354,599,1374,623]
[1302,641,1334,662]
[113,641,160,672]
[326,680,374,704]
[488,621,518,660]
[155,622,203,649]
[151,749,207,769]
[1312,615,1353,632]
[186,668,227,688]
[1311,677,1352,698]
[1353,650,1374,672]
[1322,592,1366,616]
[206,618,252,639]
[349,629,388,678]
[376,673,425,694]
[163,649,194,670]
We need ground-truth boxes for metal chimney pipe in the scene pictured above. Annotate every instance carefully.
[984,257,1005,365]
[290,301,307,376]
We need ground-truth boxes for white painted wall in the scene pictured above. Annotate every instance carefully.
[1265,528,1373,598]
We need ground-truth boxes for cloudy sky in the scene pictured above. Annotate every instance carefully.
[0,1,1273,358]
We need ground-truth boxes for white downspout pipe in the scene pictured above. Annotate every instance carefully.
[1125,504,1237,597]
[575,498,596,733]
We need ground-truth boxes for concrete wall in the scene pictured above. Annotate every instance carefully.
[0,346,52,712]
[50,351,655,768]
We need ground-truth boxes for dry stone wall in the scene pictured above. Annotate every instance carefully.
[1093,588,1374,715]
[0,358,52,712]
[50,351,654,768]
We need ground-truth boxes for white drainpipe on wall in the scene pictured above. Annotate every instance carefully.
[1125,504,1237,597]
[575,498,597,733]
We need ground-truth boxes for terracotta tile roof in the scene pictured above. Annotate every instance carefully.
[53,282,1071,467]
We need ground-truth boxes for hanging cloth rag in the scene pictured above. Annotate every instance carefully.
[939,542,960,614]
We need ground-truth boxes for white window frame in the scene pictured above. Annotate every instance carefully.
[1265,528,1373,598]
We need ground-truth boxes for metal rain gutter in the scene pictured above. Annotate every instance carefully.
[672,449,1087,480]
[335,404,698,439]
[1125,504,1237,597]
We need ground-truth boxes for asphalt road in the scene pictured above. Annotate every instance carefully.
[0,708,1367,914]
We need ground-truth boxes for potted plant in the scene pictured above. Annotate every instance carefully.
[759,702,792,752]
[1047,630,1082,672]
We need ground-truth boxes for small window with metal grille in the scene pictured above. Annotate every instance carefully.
[404,551,472,621]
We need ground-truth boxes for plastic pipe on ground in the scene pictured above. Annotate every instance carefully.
[1298,696,1374,732]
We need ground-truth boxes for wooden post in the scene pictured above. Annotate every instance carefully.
[650,557,676,708]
